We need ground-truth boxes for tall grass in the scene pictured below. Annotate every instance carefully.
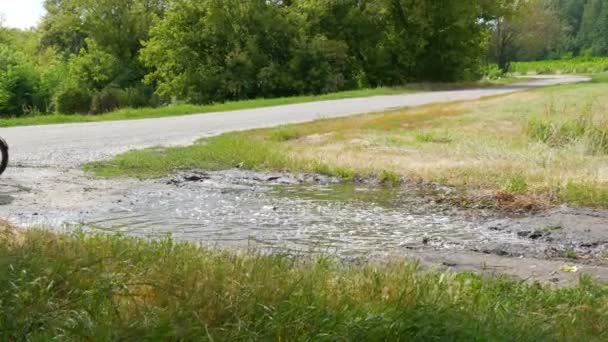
[2,226,608,340]
[511,57,608,75]
[527,105,608,155]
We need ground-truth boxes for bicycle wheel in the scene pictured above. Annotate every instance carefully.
[0,137,8,176]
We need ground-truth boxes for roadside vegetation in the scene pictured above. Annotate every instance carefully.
[88,79,608,208]
[2,222,608,340]
[0,81,516,127]
[511,57,608,75]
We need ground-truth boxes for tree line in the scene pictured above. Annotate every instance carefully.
[0,0,606,118]
[491,0,608,70]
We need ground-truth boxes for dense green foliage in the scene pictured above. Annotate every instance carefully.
[2,226,608,340]
[142,0,490,103]
[511,57,608,74]
[546,0,608,57]
[0,0,500,117]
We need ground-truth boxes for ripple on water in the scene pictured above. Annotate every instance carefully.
[75,180,516,257]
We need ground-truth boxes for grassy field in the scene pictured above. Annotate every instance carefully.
[0,80,518,128]
[511,57,608,75]
[88,77,608,208]
[2,222,608,340]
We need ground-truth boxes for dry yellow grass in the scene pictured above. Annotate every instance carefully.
[276,83,608,206]
[89,81,608,207]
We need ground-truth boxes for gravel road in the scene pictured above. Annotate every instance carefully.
[2,75,588,169]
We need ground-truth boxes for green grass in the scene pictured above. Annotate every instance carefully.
[86,133,292,178]
[0,88,409,127]
[560,182,608,208]
[511,57,608,75]
[526,113,608,155]
[2,225,608,340]
[87,80,608,208]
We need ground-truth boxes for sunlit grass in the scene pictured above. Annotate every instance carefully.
[87,81,608,207]
[2,223,608,340]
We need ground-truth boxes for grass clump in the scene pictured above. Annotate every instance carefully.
[270,126,304,142]
[506,174,529,194]
[527,111,608,155]
[379,170,402,185]
[86,134,291,178]
[560,182,608,208]
[415,131,453,144]
[2,225,608,340]
[562,249,579,260]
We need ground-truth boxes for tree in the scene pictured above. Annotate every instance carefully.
[41,0,166,89]
[516,1,563,60]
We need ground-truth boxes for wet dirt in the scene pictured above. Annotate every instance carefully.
[2,167,608,286]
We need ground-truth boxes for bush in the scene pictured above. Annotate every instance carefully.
[90,88,121,114]
[483,64,504,80]
[0,47,44,117]
[54,87,91,114]
[123,85,156,108]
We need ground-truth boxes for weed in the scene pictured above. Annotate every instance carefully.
[543,224,563,232]
[527,105,608,155]
[333,166,356,180]
[311,162,333,176]
[270,126,302,142]
[415,131,453,144]
[560,182,608,208]
[562,249,579,260]
[379,170,402,185]
[506,174,529,194]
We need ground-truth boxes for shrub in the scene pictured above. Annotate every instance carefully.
[123,85,153,108]
[483,64,504,80]
[90,88,122,115]
[54,87,91,114]
[0,47,43,117]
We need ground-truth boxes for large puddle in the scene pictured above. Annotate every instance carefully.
[6,170,607,261]
[6,171,519,257]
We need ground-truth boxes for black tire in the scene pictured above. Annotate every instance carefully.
[0,137,8,176]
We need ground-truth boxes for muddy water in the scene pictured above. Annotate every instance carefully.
[5,170,517,257]
[87,184,505,258]
[5,169,608,262]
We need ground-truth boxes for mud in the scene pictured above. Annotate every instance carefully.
[2,166,608,286]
